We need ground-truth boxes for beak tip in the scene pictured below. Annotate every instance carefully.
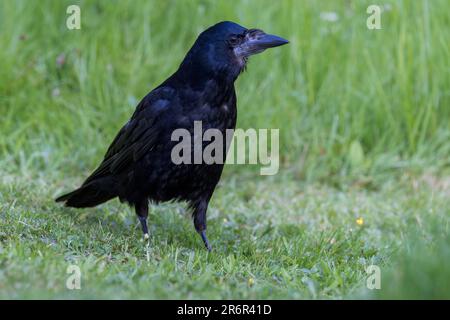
[265,34,289,48]
[278,36,289,46]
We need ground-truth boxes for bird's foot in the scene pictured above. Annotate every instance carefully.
[138,216,149,240]
[200,230,212,252]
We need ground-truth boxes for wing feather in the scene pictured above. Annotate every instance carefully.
[83,96,168,185]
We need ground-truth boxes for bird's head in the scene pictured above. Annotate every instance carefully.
[178,21,289,84]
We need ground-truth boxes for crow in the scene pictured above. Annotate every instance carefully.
[56,21,288,250]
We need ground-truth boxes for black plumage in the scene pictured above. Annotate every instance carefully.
[56,21,288,250]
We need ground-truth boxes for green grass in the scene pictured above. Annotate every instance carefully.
[1,173,448,299]
[0,0,449,299]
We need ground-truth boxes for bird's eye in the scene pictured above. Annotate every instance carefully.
[228,35,240,46]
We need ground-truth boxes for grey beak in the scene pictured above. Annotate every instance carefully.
[251,33,289,49]
[235,31,289,57]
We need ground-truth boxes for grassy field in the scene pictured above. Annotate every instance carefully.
[0,0,449,299]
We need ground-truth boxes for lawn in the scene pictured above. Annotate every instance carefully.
[0,0,449,299]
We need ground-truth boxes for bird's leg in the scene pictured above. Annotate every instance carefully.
[135,200,149,240]
[193,200,212,251]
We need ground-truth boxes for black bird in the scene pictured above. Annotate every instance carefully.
[56,21,288,250]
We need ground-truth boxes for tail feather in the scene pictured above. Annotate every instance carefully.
[55,178,117,208]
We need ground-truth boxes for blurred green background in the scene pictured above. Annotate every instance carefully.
[0,0,449,299]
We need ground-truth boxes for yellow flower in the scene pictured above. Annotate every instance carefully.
[248,278,255,286]
[356,217,364,226]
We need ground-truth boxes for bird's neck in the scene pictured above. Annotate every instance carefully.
[172,65,237,89]
[162,66,236,108]
[171,44,242,89]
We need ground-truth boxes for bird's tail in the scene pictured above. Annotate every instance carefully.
[55,177,117,208]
